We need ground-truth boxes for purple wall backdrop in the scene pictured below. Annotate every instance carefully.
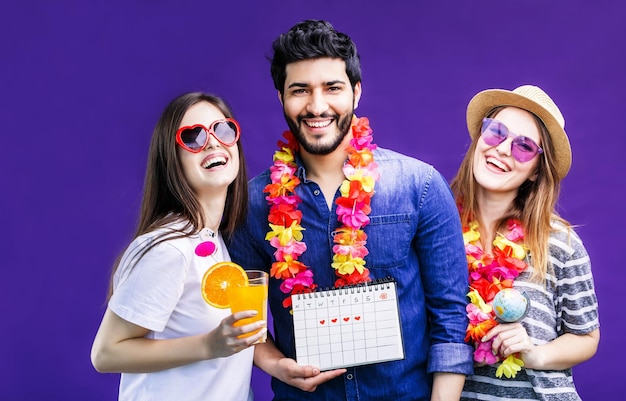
[2,1,623,400]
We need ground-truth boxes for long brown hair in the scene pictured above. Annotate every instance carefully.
[107,92,248,299]
[450,106,570,283]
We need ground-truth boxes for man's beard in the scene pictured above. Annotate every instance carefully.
[284,110,354,155]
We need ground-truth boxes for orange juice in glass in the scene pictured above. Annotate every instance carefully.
[228,270,268,343]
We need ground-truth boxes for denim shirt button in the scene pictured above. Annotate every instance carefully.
[346,373,354,380]
[313,189,320,196]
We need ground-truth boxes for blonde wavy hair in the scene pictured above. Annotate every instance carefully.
[450,106,571,284]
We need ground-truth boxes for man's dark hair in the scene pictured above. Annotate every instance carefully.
[270,20,362,94]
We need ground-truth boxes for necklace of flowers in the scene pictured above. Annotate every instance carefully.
[264,116,380,309]
[463,218,529,379]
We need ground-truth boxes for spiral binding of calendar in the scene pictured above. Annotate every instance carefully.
[295,276,395,299]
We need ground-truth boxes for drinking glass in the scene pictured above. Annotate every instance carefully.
[228,270,268,343]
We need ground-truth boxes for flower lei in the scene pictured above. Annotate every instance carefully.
[463,218,528,378]
[264,116,380,309]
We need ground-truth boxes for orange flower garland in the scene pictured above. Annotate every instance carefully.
[463,219,529,378]
[264,117,379,309]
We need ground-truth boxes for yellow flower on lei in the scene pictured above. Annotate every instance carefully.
[342,167,376,193]
[331,254,366,275]
[265,222,304,245]
[496,354,525,378]
[274,146,295,163]
[463,221,480,245]
[467,288,493,314]
[493,235,527,260]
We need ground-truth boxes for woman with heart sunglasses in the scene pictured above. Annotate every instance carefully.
[91,92,262,401]
[451,85,600,400]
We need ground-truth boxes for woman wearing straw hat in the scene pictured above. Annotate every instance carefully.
[451,85,600,400]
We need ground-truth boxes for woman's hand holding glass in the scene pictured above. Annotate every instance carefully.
[203,311,267,359]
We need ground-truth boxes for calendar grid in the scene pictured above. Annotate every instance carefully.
[291,279,404,370]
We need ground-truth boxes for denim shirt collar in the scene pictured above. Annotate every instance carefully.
[293,152,309,182]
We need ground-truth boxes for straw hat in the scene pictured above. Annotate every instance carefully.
[466,85,572,179]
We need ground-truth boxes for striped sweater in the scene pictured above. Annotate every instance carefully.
[461,223,600,401]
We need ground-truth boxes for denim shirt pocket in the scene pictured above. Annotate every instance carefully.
[365,213,412,270]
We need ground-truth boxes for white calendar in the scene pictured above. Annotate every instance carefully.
[291,278,404,371]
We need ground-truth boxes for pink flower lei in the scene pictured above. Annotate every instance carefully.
[263,116,380,309]
[463,218,529,378]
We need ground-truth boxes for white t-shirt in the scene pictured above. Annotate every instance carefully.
[109,224,254,401]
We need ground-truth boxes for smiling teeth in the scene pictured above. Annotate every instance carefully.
[306,120,331,128]
[202,156,226,169]
[487,157,510,172]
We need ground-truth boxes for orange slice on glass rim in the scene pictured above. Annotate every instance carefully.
[201,261,248,308]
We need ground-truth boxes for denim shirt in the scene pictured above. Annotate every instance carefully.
[228,147,473,400]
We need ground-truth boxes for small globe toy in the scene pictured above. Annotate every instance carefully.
[492,288,530,323]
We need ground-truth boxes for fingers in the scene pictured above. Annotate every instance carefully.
[298,364,317,377]
[318,368,347,382]
[290,366,347,392]
[487,323,531,357]
[216,327,267,356]
[482,322,512,342]
[209,313,267,357]
[231,319,266,336]
[500,332,533,357]
[242,327,268,346]
[231,310,259,321]
[275,358,346,392]
[220,311,266,338]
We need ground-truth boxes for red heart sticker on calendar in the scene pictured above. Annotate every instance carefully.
[343,317,350,322]
[319,320,325,325]
[355,316,361,320]
[331,318,337,323]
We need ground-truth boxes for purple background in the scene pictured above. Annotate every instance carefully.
[2,1,623,400]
